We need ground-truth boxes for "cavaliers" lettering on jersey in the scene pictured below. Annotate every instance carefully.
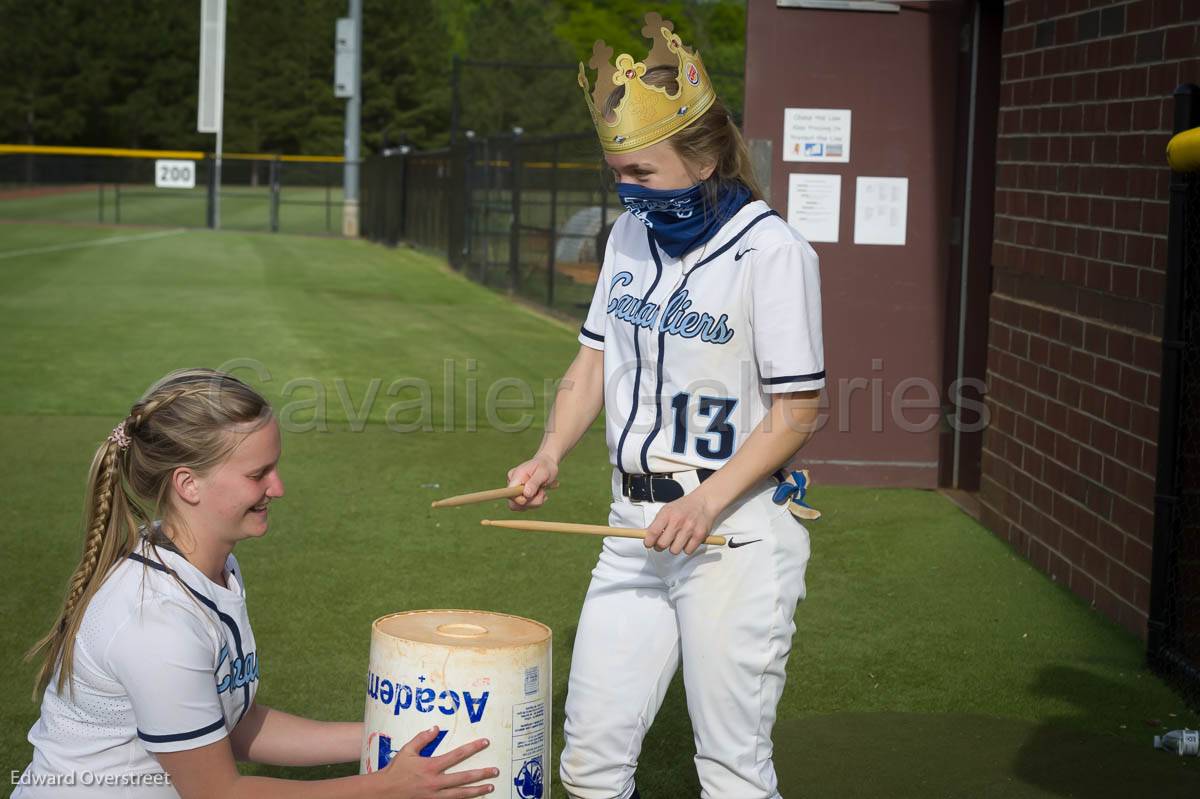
[607,272,735,344]
[215,644,259,695]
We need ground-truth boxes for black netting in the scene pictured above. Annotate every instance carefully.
[0,153,344,235]
[1155,168,1200,709]
[362,132,612,320]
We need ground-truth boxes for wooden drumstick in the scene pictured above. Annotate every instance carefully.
[431,482,560,509]
[432,485,525,508]
[480,519,728,546]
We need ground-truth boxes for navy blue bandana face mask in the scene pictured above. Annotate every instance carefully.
[617,181,752,259]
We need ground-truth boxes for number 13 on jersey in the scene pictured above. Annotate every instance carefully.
[670,393,738,460]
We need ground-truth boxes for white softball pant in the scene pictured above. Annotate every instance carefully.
[559,470,811,799]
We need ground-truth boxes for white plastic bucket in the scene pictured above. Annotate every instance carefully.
[360,609,552,799]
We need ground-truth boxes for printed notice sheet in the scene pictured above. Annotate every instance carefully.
[853,177,908,246]
[787,173,841,243]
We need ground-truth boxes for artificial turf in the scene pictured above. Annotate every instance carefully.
[0,222,1195,797]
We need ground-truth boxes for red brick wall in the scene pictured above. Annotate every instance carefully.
[981,0,1199,638]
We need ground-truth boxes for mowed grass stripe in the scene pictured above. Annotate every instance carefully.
[0,227,579,423]
[0,228,185,260]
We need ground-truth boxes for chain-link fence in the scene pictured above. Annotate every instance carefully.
[362,132,620,319]
[0,148,345,235]
[1149,84,1200,710]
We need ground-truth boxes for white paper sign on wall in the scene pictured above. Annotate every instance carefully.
[783,108,851,163]
[854,177,908,246]
[787,173,841,243]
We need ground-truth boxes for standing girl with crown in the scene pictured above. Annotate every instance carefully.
[505,12,826,799]
[16,369,497,798]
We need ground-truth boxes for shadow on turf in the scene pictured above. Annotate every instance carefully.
[1012,664,1198,797]
[774,714,1196,798]
[242,662,1199,797]
[773,666,1198,798]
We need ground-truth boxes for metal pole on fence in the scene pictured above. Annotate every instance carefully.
[269,158,281,233]
[508,129,523,293]
[206,157,216,228]
[399,147,409,241]
[214,137,223,229]
[115,183,122,224]
[450,55,461,145]
[380,146,405,243]
[460,130,470,261]
[547,139,559,308]
[481,138,490,282]
[361,158,371,240]
[98,183,105,223]
[444,152,454,265]
[1148,83,1199,666]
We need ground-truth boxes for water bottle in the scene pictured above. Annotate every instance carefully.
[1154,729,1200,755]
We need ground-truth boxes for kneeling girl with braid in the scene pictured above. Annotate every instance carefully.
[16,369,497,799]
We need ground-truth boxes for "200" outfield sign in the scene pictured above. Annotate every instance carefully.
[155,159,196,189]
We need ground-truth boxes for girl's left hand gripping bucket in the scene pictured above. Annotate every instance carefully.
[360,610,552,798]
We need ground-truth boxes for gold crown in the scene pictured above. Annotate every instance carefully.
[577,12,716,155]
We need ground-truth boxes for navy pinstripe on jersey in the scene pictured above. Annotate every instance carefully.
[580,200,825,475]
[127,552,256,741]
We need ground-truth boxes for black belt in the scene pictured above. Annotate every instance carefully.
[620,468,786,503]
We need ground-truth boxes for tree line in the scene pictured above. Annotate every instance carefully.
[0,0,745,155]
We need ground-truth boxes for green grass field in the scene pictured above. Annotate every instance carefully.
[0,184,341,236]
[1,221,1197,797]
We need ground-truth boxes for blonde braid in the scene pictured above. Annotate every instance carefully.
[27,432,132,699]
[59,443,121,626]
[70,386,190,600]
[129,388,188,430]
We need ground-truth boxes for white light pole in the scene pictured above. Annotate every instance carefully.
[197,0,227,229]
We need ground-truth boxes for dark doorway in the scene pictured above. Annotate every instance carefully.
[940,0,1004,491]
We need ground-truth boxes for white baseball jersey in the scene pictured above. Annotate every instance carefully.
[15,543,258,798]
[579,199,825,475]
